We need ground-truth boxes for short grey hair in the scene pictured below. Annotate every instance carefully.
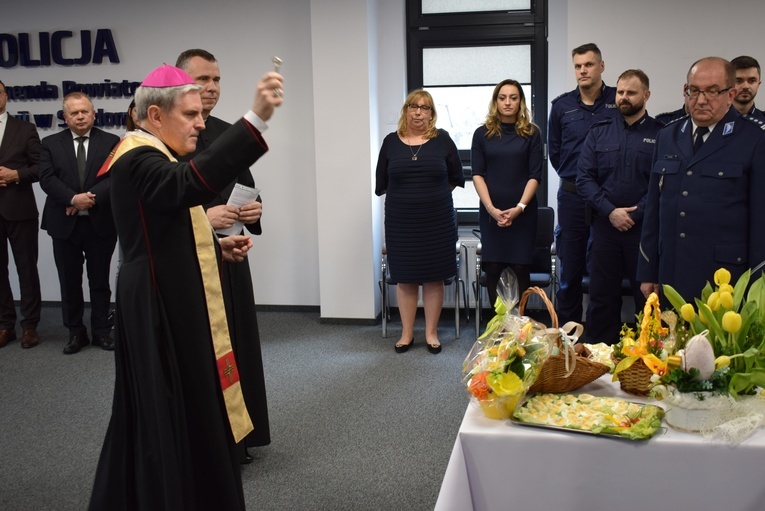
[133,83,202,121]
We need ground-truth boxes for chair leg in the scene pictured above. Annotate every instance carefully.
[461,280,469,323]
[474,282,480,339]
[380,279,388,338]
[454,279,460,339]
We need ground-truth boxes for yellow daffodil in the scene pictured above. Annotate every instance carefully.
[680,303,696,322]
[719,291,734,310]
[714,268,731,286]
[722,311,742,333]
[707,291,721,311]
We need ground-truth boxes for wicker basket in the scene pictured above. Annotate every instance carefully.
[521,287,610,394]
[612,355,654,396]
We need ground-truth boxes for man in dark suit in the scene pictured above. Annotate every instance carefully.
[0,80,43,349]
[176,48,271,462]
[638,57,765,303]
[40,92,120,354]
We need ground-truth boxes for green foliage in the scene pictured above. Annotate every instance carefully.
[661,367,730,394]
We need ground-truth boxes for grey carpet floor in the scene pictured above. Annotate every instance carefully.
[0,306,480,510]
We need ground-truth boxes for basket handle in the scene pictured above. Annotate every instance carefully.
[518,287,558,328]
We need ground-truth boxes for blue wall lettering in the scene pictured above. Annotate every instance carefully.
[0,29,120,68]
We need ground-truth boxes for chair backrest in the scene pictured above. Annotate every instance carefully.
[530,206,554,275]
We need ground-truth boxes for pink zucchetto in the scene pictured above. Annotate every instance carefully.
[141,64,196,88]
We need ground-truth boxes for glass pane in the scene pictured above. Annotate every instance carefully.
[423,45,530,86]
[422,0,530,14]
[426,84,533,153]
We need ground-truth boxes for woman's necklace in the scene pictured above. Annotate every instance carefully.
[408,136,423,161]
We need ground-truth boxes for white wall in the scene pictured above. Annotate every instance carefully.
[4,0,765,319]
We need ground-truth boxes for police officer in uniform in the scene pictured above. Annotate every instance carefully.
[731,55,765,121]
[577,69,662,344]
[638,57,765,303]
[548,43,619,326]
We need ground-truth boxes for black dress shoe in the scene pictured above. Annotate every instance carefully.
[427,342,442,354]
[395,338,414,354]
[92,334,115,351]
[63,332,89,355]
[241,448,254,465]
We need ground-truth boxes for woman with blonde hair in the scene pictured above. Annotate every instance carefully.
[375,90,464,354]
[471,79,542,305]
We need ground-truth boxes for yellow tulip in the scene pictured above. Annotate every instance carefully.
[719,291,734,310]
[719,284,734,294]
[680,303,696,322]
[715,355,731,369]
[714,268,731,286]
[707,292,721,311]
[722,311,742,333]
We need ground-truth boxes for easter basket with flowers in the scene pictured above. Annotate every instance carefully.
[612,293,679,396]
[521,288,610,394]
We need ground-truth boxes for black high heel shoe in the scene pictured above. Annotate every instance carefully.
[395,338,414,353]
[427,342,442,354]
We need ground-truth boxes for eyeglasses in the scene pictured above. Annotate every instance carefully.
[407,104,432,112]
[684,86,732,99]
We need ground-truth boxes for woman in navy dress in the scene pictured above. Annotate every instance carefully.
[375,90,464,354]
[472,79,543,305]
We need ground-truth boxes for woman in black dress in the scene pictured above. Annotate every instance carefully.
[375,90,464,354]
[471,79,542,305]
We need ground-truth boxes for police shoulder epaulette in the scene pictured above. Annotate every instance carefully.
[551,91,570,104]
[661,114,688,127]
[741,114,765,130]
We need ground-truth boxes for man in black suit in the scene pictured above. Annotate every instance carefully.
[176,49,271,462]
[0,80,43,349]
[40,92,120,354]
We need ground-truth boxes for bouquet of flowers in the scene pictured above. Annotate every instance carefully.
[462,271,551,419]
[651,268,765,439]
[657,268,765,398]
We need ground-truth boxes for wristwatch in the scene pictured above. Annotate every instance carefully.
[517,202,527,213]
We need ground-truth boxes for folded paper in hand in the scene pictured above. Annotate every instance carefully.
[215,183,261,236]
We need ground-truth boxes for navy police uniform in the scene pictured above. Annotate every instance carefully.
[548,83,619,325]
[637,106,765,303]
[743,104,765,122]
[655,106,686,126]
[577,113,663,344]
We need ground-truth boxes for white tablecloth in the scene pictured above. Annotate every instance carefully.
[436,375,765,511]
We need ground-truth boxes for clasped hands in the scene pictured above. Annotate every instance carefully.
[492,205,522,227]
[0,166,19,187]
[206,201,262,230]
[609,206,637,232]
[67,192,96,215]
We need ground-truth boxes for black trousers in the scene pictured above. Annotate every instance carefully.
[51,217,117,335]
[0,216,41,330]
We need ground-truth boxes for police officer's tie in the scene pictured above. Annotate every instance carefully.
[76,136,88,186]
[693,126,709,155]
